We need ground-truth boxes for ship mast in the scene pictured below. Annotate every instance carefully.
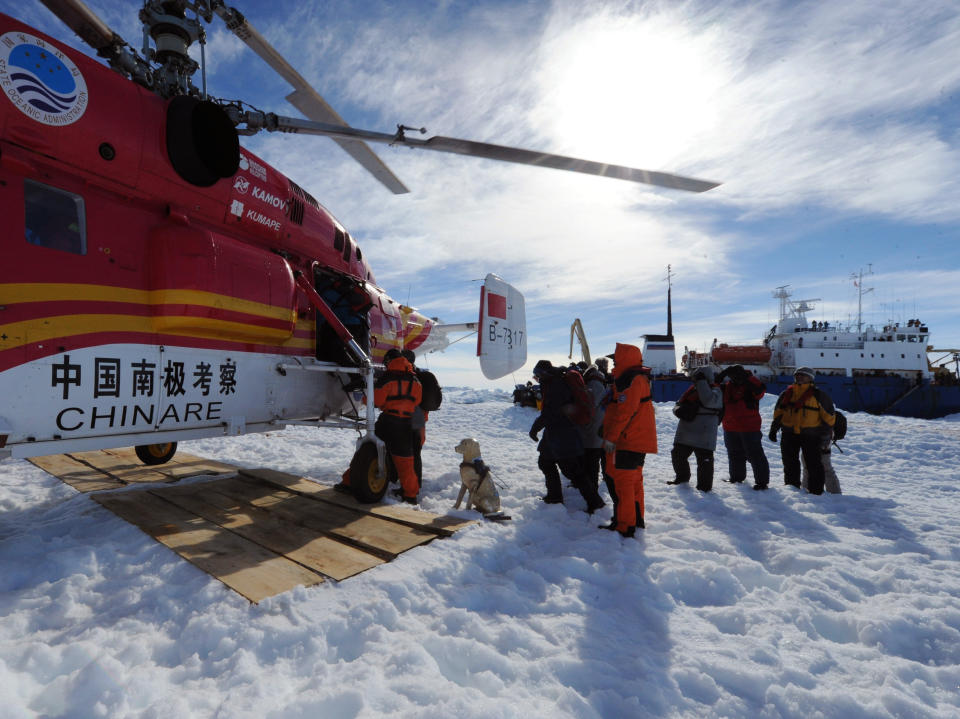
[850,265,874,333]
[666,264,673,337]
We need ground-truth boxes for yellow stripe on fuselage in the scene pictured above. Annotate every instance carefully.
[0,283,297,324]
[0,314,314,351]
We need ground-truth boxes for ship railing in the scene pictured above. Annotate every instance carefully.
[815,342,862,349]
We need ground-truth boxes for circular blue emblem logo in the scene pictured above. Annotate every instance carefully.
[1,32,88,125]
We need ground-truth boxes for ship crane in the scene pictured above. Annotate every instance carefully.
[569,319,591,366]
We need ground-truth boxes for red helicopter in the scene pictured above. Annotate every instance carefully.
[0,0,718,501]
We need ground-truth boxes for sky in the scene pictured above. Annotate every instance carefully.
[4,0,960,387]
[2,389,960,717]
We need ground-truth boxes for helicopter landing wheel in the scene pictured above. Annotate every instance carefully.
[349,442,395,503]
[134,442,178,466]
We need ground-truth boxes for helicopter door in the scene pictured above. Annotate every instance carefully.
[313,270,372,364]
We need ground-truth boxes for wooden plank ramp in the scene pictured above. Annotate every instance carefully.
[32,450,475,602]
[29,449,235,492]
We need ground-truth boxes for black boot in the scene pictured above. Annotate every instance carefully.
[666,478,688,485]
[391,488,417,504]
[541,494,563,504]
[618,526,636,538]
[752,483,769,491]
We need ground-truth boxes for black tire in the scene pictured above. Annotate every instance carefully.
[135,442,178,465]
[349,442,395,503]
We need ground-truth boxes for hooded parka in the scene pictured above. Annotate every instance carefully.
[601,343,656,533]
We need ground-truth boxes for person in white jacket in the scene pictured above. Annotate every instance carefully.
[667,366,723,492]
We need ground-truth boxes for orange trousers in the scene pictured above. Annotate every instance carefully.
[393,455,419,499]
[606,455,644,532]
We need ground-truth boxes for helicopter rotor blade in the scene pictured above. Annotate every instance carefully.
[38,0,116,52]
[258,115,720,192]
[212,3,409,194]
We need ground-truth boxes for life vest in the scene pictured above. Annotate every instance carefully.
[374,357,422,418]
[774,383,834,433]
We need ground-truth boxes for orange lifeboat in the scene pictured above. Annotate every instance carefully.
[711,344,772,364]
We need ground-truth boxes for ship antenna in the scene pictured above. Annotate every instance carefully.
[850,265,875,333]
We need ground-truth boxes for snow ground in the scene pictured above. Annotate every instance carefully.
[1,389,959,718]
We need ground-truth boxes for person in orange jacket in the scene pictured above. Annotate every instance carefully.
[374,349,423,503]
[601,343,657,536]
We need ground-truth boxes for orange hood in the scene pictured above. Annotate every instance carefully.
[612,343,643,377]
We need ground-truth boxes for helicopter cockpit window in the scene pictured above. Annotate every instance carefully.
[333,228,345,252]
[24,180,86,255]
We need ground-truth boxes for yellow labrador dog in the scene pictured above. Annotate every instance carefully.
[454,438,506,518]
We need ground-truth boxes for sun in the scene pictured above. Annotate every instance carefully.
[535,9,726,171]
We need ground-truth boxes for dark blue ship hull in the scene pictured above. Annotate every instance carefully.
[651,374,960,419]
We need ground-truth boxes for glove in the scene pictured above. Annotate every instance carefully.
[716,368,730,382]
[768,419,781,442]
[692,369,705,382]
[529,428,539,442]
[602,439,616,454]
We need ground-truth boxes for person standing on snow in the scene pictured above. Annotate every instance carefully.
[374,349,423,504]
[529,360,604,511]
[668,366,723,492]
[579,363,609,497]
[769,366,835,495]
[716,364,770,490]
[600,343,657,536]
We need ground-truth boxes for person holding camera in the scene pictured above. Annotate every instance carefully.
[716,364,770,490]
[668,366,723,492]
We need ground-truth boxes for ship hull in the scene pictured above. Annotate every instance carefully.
[651,374,960,419]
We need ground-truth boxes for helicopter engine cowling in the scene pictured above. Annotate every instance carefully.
[165,95,240,187]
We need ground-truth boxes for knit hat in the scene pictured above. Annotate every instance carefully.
[532,359,553,378]
[794,366,815,380]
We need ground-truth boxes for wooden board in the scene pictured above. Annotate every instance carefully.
[240,468,477,536]
[29,454,124,492]
[40,450,476,602]
[69,449,176,484]
[29,448,237,491]
[209,476,437,559]
[93,491,323,603]
[153,481,383,581]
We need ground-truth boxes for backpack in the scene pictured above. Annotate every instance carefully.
[673,400,698,422]
[832,410,847,441]
[673,385,723,424]
[416,369,443,411]
[563,369,596,426]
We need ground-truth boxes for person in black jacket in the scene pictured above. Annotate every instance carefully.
[528,360,604,511]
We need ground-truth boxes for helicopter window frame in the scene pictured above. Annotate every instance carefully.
[24,179,87,256]
[333,228,345,252]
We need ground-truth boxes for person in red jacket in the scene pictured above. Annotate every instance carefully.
[601,343,657,536]
[717,365,770,490]
[374,349,423,504]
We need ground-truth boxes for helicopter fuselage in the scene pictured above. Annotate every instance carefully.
[0,13,436,459]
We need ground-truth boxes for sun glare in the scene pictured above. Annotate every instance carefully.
[536,11,725,171]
